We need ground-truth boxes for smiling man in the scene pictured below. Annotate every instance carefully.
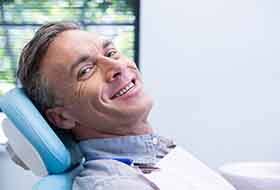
[17,22,236,190]
[17,22,176,190]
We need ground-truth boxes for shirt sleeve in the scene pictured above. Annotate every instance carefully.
[72,159,156,190]
[73,175,155,190]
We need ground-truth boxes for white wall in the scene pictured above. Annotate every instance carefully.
[141,0,280,168]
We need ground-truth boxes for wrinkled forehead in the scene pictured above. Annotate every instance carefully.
[41,30,107,66]
[54,30,105,49]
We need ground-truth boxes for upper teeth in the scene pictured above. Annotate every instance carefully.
[115,82,135,97]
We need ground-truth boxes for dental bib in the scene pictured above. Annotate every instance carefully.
[142,146,236,190]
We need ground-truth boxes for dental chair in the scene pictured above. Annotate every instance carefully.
[0,88,83,190]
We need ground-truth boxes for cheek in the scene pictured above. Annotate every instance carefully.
[71,86,111,126]
[73,79,103,109]
[74,82,88,100]
[67,82,99,117]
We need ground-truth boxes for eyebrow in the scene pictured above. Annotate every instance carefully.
[103,39,114,49]
[70,55,90,75]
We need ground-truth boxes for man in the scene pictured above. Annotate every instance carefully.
[17,22,176,190]
[17,22,235,190]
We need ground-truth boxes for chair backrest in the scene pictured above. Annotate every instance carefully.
[0,88,83,189]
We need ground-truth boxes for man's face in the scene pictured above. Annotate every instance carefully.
[41,30,153,135]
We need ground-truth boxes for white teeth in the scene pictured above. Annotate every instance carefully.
[115,82,135,98]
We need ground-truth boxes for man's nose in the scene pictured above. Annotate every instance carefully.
[98,56,126,82]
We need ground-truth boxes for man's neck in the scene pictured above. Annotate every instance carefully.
[72,120,153,141]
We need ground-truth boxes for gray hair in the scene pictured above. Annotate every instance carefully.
[17,21,81,113]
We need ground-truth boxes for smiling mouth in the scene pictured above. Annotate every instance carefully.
[111,79,136,99]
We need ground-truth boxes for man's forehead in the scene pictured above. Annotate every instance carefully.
[57,29,104,45]
[40,29,112,73]
[44,29,112,60]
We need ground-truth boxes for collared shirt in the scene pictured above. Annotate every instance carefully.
[73,133,176,190]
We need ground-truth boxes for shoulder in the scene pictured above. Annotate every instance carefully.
[73,159,155,190]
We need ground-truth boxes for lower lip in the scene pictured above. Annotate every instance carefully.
[114,82,141,101]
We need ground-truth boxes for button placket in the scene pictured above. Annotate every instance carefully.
[152,137,158,145]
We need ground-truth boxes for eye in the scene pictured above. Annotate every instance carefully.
[77,65,95,80]
[106,49,118,58]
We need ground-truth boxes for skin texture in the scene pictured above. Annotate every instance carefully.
[40,30,153,140]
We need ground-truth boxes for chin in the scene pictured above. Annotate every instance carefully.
[121,95,153,120]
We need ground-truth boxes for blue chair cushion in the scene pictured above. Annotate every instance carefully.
[0,88,71,174]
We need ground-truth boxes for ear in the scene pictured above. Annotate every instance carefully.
[45,107,77,130]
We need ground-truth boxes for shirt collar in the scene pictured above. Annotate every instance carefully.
[78,133,175,165]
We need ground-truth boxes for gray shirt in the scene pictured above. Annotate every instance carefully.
[73,133,176,190]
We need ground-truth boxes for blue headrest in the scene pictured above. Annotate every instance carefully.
[0,88,71,174]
